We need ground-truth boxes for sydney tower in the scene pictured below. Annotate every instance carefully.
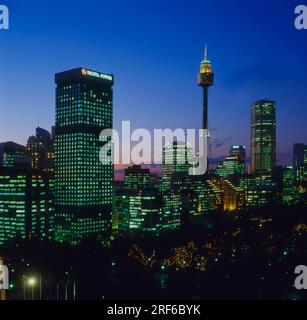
[197,46,214,130]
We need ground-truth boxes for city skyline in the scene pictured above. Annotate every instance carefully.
[0,1,306,302]
[1,0,307,166]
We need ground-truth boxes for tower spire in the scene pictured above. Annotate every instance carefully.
[204,44,207,61]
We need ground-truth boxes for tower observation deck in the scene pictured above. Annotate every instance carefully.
[198,45,214,130]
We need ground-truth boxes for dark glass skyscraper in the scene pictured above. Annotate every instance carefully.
[0,168,54,246]
[54,68,114,244]
[27,127,55,173]
[250,100,276,177]
[293,143,306,170]
[0,142,31,168]
[230,145,246,163]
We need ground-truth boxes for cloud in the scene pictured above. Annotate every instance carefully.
[211,136,235,149]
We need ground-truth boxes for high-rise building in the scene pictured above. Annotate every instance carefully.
[222,179,244,212]
[293,143,305,168]
[54,68,114,244]
[128,188,162,233]
[124,165,151,190]
[161,141,193,191]
[293,143,306,183]
[0,168,54,246]
[230,145,246,163]
[244,179,278,208]
[216,156,245,178]
[162,141,192,177]
[282,166,296,205]
[114,189,131,233]
[161,190,181,231]
[251,100,276,177]
[0,142,31,169]
[27,127,55,173]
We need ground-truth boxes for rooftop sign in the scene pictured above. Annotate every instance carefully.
[81,68,112,81]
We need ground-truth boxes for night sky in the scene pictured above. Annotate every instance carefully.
[1,0,306,166]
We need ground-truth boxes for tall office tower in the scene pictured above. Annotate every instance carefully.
[0,168,54,246]
[54,68,114,244]
[0,142,31,168]
[128,188,162,233]
[161,190,181,231]
[282,166,296,205]
[293,143,306,182]
[197,45,214,130]
[222,179,244,212]
[114,189,132,233]
[293,143,305,168]
[216,156,245,178]
[230,145,246,162]
[251,100,276,178]
[124,165,151,190]
[162,141,192,176]
[27,127,55,173]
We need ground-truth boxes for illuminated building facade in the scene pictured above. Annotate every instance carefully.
[27,127,55,173]
[245,180,278,208]
[0,142,31,169]
[216,156,245,178]
[282,166,296,205]
[129,188,162,233]
[161,190,181,231]
[114,189,131,232]
[230,145,246,163]
[293,143,306,184]
[222,179,244,211]
[0,168,54,245]
[251,100,276,178]
[162,141,192,177]
[54,68,114,244]
[161,141,192,192]
[124,165,151,190]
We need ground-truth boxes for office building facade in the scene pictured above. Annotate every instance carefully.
[54,68,114,244]
[251,100,276,177]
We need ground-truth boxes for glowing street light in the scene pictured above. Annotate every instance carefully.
[28,277,36,300]
[28,278,36,286]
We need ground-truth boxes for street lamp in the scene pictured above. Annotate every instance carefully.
[28,277,36,300]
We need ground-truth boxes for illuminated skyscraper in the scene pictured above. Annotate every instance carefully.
[0,142,31,169]
[54,68,114,244]
[216,156,245,178]
[161,141,192,191]
[161,190,181,231]
[251,100,276,178]
[0,168,54,246]
[27,127,55,173]
[198,45,214,130]
[230,145,246,163]
[282,166,296,205]
[222,179,244,212]
[124,165,151,190]
[293,143,306,183]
